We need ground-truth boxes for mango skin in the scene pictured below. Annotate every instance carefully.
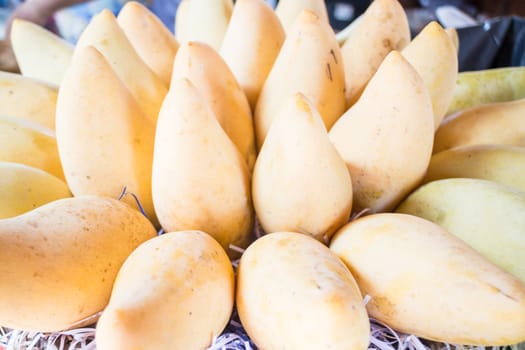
[0,161,71,219]
[56,46,157,225]
[254,9,346,150]
[401,21,458,129]
[330,213,525,346]
[237,231,370,350]
[0,115,64,180]
[329,51,434,214]
[396,178,525,282]
[96,230,235,350]
[152,78,254,259]
[0,70,57,130]
[252,92,352,243]
[422,145,525,192]
[341,0,410,106]
[447,67,525,115]
[0,196,157,332]
[219,0,285,110]
[434,98,525,154]
[10,18,73,86]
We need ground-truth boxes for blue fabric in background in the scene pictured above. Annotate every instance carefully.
[0,0,21,39]
[150,0,180,33]
[54,0,128,43]
[53,0,180,43]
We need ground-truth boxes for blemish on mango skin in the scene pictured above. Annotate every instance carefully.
[326,63,333,82]
[330,49,338,64]
[295,96,311,113]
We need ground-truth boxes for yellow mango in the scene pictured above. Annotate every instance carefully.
[0,196,156,332]
[329,51,434,213]
[434,98,525,154]
[237,232,370,350]
[117,1,179,86]
[96,230,234,350]
[152,78,253,258]
[402,21,458,129]
[330,213,525,346]
[0,162,71,219]
[423,144,525,192]
[171,41,256,170]
[335,15,363,46]
[56,46,156,225]
[175,0,233,50]
[75,9,167,122]
[396,178,525,282]
[220,0,285,110]
[254,9,345,150]
[447,66,525,115]
[253,92,352,243]
[0,70,56,130]
[341,0,410,106]
[274,0,329,34]
[10,19,73,86]
[0,115,64,180]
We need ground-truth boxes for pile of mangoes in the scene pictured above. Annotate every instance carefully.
[1,0,524,349]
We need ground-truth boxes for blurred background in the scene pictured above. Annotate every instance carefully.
[325,1,525,71]
[327,0,525,32]
[2,0,525,42]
